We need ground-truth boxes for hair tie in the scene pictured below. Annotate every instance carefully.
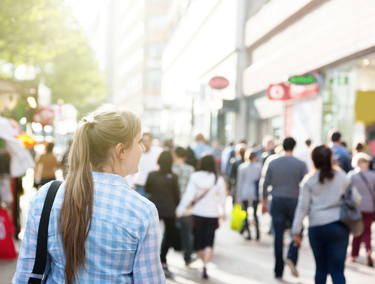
[82,116,94,124]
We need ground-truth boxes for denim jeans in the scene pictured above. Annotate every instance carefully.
[309,221,349,284]
[135,185,150,198]
[271,197,300,277]
[180,216,193,263]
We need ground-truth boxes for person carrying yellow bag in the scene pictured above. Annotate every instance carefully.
[231,204,247,232]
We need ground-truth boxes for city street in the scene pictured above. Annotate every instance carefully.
[1,175,375,284]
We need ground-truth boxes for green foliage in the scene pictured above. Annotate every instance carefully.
[0,0,107,116]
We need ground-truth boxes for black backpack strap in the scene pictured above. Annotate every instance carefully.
[28,180,63,284]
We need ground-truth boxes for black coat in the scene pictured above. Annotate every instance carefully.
[145,171,180,218]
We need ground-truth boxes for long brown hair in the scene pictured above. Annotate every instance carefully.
[312,145,334,183]
[59,105,141,284]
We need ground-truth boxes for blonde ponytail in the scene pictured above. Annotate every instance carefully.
[59,105,141,284]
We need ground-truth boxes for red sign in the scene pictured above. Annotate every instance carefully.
[267,83,290,100]
[267,82,319,101]
[209,76,229,90]
[32,107,55,126]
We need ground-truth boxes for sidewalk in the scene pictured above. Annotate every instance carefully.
[165,213,375,284]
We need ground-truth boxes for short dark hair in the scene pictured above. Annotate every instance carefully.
[197,154,218,177]
[249,152,257,161]
[305,139,312,147]
[174,146,186,158]
[354,142,364,152]
[46,143,55,153]
[157,151,173,174]
[331,131,341,142]
[283,137,296,151]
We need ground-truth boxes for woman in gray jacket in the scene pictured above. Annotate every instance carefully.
[291,145,361,284]
[236,150,262,240]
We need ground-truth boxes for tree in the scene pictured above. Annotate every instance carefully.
[0,0,107,116]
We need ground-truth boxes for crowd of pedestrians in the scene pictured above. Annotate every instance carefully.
[11,104,375,283]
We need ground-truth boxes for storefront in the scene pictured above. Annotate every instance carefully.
[322,52,375,153]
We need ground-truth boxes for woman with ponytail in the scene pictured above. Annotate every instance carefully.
[291,145,361,284]
[13,105,166,283]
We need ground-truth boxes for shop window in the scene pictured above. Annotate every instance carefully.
[146,70,162,87]
[147,15,167,30]
[147,42,166,58]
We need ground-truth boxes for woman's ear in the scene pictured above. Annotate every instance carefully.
[115,143,125,160]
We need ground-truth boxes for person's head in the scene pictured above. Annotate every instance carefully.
[172,146,186,163]
[312,145,334,183]
[244,149,257,163]
[262,136,275,151]
[46,142,54,153]
[196,133,206,143]
[142,133,152,152]
[235,143,247,159]
[341,141,347,148]
[329,130,341,143]
[353,142,364,154]
[197,154,218,176]
[305,139,312,147]
[352,152,371,171]
[158,151,173,174]
[60,105,142,284]
[283,137,296,152]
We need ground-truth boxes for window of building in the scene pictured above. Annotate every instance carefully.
[147,70,162,87]
[147,42,166,58]
[147,15,167,30]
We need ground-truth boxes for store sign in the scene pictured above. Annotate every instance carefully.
[288,75,316,85]
[209,76,229,90]
[267,82,319,101]
[267,83,290,100]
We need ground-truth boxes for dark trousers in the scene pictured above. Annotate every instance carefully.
[271,197,300,277]
[160,217,176,264]
[242,200,260,239]
[180,216,193,262]
[309,221,349,284]
[351,212,373,256]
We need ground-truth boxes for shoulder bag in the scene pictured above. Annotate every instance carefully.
[358,172,375,221]
[340,183,364,237]
[28,180,62,284]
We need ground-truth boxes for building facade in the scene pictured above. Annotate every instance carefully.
[161,0,247,145]
[111,0,170,137]
[243,0,375,153]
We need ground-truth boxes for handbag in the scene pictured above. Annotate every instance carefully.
[28,180,62,284]
[231,204,247,232]
[340,184,364,237]
[358,172,375,221]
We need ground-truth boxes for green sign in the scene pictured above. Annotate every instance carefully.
[288,75,316,85]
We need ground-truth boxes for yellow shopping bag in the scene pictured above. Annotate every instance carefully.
[231,204,247,232]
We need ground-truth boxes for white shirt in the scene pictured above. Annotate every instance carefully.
[176,171,227,218]
[132,145,163,186]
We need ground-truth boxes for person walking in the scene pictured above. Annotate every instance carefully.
[260,137,308,279]
[133,133,162,198]
[292,145,361,284]
[190,133,213,160]
[145,151,180,277]
[348,153,375,266]
[175,154,226,279]
[13,105,165,283]
[329,130,352,173]
[34,142,60,188]
[236,150,262,240]
[229,143,246,203]
[172,147,195,266]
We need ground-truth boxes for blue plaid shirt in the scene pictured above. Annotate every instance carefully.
[13,171,166,284]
